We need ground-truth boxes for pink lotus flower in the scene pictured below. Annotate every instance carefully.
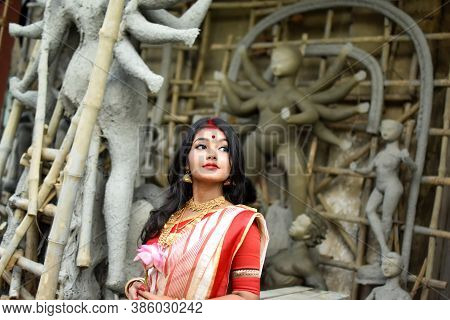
[134,243,167,273]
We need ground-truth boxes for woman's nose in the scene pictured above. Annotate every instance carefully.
[207,153,217,160]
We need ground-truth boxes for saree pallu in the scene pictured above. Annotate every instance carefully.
[148,205,269,299]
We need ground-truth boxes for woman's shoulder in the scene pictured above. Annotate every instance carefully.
[230,203,258,213]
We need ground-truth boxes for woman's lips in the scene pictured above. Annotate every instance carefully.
[202,164,219,169]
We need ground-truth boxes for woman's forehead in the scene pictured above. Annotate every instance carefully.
[194,128,227,141]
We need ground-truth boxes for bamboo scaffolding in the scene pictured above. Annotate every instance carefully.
[185,14,210,112]
[43,97,64,147]
[306,10,333,208]
[214,34,234,116]
[410,258,427,298]
[0,108,81,281]
[0,42,40,180]
[420,70,450,300]
[313,165,450,187]
[205,32,450,51]
[36,0,126,299]
[26,147,59,162]
[350,137,377,299]
[315,208,450,240]
[8,265,22,299]
[0,247,43,276]
[8,195,56,217]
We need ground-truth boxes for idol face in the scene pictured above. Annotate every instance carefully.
[380,119,403,142]
[381,254,402,278]
[187,128,231,184]
[270,47,301,77]
[289,214,312,240]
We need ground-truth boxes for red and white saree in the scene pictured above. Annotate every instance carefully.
[145,204,269,299]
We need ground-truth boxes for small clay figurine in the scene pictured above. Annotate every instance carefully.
[262,210,328,291]
[366,252,411,300]
[351,119,416,256]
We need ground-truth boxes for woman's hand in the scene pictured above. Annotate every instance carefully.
[137,291,176,300]
[127,281,147,300]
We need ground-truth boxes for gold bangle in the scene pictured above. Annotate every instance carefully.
[124,277,145,298]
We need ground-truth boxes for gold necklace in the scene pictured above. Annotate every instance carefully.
[158,196,226,247]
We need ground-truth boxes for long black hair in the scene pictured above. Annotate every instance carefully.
[140,117,249,243]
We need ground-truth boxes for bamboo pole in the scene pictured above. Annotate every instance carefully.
[0,41,40,180]
[8,195,56,217]
[164,49,184,186]
[420,70,450,300]
[185,13,210,113]
[410,258,427,299]
[36,0,126,299]
[313,166,450,186]
[27,147,59,161]
[8,264,22,299]
[2,270,34,300]
[43,97,64,147]
[210,1,296,10]
[351,137,377,299]
[315,208,450,240]
[306,138,318,206]
[315,144,370,194]
[76,125,100,267]
[214,34,234,116]
[206,32,450,50]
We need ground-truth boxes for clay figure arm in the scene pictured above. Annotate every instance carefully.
[220,76,259,117]
[350,157,375,175]
[9,20,44,39]
[9,0,69,97]
[142,0,212,29]
[306,43,352,95]
[214,71,260,99]
[309,71,366,104]
[238,46,272,91]
[124,10,199,47]
[315,102,369,122]
[283,90,319,125]
[114,37,164,93]
[400,149,417,171]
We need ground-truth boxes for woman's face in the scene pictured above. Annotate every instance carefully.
[187,127,231,184]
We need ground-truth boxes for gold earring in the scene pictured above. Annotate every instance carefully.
[183,169,192,183]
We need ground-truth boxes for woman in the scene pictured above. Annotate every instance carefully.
[125,117,269,300]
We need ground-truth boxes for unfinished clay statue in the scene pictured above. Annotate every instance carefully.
[263,210,328,290]
[351,120,416,256]
[216,44,368,217]
[351,119,416,283]
[366,252,411,300]
[8,0,211,293]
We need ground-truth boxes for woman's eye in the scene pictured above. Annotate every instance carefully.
[219,146,229,152]
[195,144,206,150]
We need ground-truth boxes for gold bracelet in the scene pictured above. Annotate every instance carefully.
[124,277,145,298]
